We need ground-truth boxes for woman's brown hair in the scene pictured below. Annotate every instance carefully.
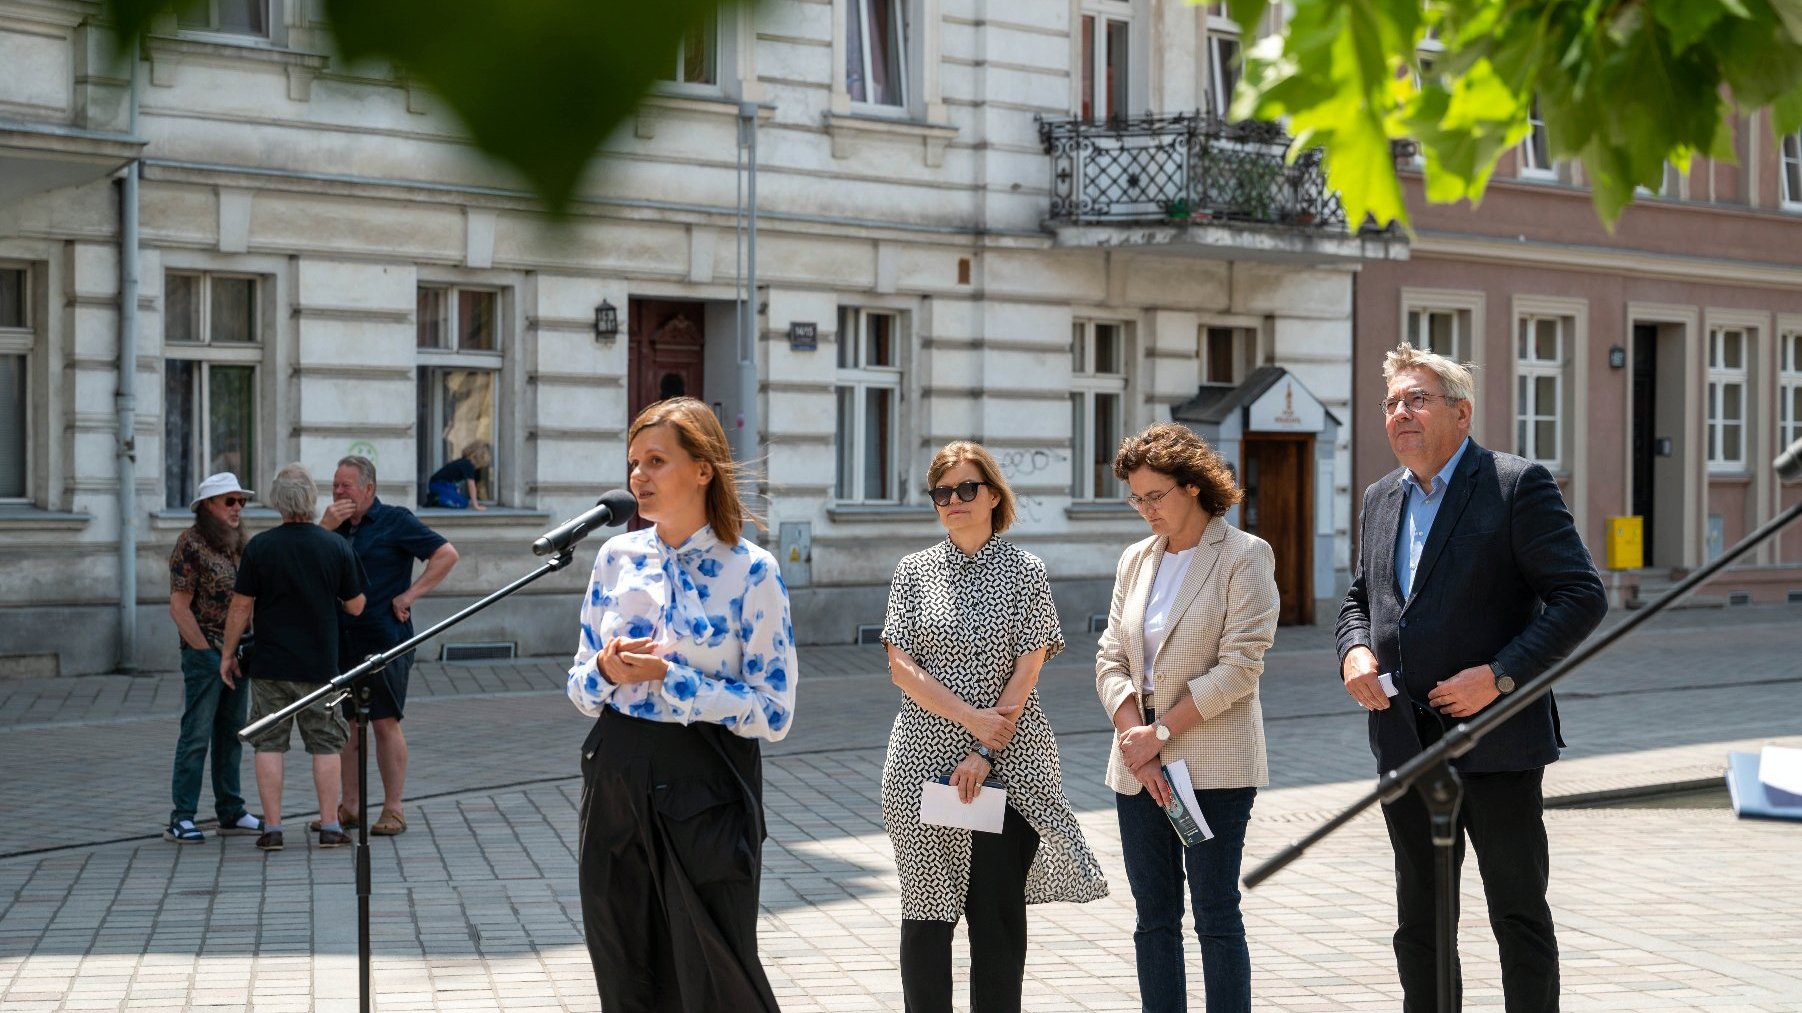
[1112,422,1243,517]
[926,441,1016,535]
[627,397,759,544]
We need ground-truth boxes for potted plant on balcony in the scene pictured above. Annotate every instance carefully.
[1165,198,1192,222]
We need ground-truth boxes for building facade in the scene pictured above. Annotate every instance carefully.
[1,0,1401,676]
[1354,118,1802,606]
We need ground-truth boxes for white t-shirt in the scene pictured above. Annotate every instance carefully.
[1140,546,1195,695]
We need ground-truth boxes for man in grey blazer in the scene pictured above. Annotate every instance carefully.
[1337,344,1606,1012]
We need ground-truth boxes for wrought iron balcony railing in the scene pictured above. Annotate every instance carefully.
[1038,112,1346,230]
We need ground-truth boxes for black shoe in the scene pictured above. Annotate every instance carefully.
[256,830,284,851]
[317,829,351,848]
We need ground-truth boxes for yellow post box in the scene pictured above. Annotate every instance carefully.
[1605,516,1643,570]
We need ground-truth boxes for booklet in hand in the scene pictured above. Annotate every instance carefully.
[919,776,1008,834]
[1161,760,1214,847]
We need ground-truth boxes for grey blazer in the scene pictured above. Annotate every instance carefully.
[1095,514,1280,794]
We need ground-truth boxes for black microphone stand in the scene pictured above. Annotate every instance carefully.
[238,547,581,1013]
[1244,496,1802,1013]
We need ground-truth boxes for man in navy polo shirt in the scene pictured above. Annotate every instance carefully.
[319,454,460,836]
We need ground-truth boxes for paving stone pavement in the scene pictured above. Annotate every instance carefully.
[0,605,1799,1010]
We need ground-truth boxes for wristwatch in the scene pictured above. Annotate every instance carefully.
[1153,721,1171,742]
[1490,660,1516,695]
[972,743,992,760]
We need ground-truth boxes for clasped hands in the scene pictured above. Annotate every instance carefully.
[1340,646,1499,719]
[946,703,1020,805]
[596,635,670,685]
[1118,722,1172,807]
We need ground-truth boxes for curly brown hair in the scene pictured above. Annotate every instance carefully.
[1112,422,1243,517]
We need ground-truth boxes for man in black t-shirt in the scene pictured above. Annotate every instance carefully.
[221,463,367,853]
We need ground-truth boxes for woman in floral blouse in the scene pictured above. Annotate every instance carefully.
[566,397,796,1013]
[880,441,1107,1013]
[164,472,265,844]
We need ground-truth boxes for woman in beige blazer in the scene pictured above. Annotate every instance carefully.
[1094,422,1279,1013]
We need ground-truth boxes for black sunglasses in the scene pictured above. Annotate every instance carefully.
[928,480,988,507]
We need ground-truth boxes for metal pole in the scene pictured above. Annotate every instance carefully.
[116,44,143,673]
[737,102,760,466]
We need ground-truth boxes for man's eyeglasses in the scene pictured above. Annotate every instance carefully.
[1125,484,1180,511]
[928,480,988,507]
[1378,390,1462,417]
[221,496,249,508]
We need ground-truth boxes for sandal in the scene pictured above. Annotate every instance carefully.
[307,805,360,832]
[370,808,407,836]
[163,819,204,844]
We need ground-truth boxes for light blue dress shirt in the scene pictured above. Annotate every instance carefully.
[1396,437,1471,600]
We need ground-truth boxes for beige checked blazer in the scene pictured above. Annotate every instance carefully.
[1095,514,1279,794]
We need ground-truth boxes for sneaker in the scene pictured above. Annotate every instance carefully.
[163,819,204,844]
[317,828,351,848]
[255,830,284,851]
[216,813,264,837]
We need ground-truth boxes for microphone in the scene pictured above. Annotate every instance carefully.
[1779,436,1802,483]
[532,489,637,556]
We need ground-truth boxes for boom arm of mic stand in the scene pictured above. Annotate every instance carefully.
[239,550,577,742]
[1245,497,1802,890]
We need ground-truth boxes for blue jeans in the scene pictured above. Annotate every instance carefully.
[169,647,250,825]
[1115,784,1257,1013]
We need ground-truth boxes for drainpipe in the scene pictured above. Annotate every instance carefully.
[116,45,143,673]
[736,101,760,467]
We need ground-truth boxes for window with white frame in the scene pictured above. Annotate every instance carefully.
[1071,320,1127,500]
[177,0,269,37]
[1207,5,1241,120]
[1706,326,1749,471]
[1406,306,1468,360]
[417,285,502,506]
[835,307,903,502]
[1520,98,1554,178]
[1079,0,1133,122]
[665,12,719,87]
[1515,315,1565,466]
[1782,132,1802,208]
[846,0,909,108]
[1,267,29,501]
[1201,325,1253,386]
[1781,330,1802,453]
[163,272,261,509]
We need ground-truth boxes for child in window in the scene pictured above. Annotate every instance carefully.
[426,441,490,510]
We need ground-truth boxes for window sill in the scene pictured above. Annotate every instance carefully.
[634,93,770,140]
[826,503,937,524]
[144,33,328,100]
[824,112,958,167]
[1706,470,1753,485]
[1065,501,1139,520]
[0,506,92,532]
[413,506,554,528]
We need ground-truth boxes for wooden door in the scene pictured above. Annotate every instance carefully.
[628,299,707,423]
[1241,435,1313,625]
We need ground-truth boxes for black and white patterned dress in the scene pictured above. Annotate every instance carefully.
[879,536,1109,922]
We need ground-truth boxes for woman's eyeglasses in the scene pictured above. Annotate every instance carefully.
[928,480,988,507]
[1124,485,1180,512]
[221,496,249,508]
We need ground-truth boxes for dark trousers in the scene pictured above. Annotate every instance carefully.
[899,804,1040,1013]
[1115,783,1257,1013]
[169,647,249,825]
[1381,711,1559,1013]
[578,708,780,1013]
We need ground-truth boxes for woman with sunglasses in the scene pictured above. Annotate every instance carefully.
[1095,422,1279,1013]
[879,440,1107,1013]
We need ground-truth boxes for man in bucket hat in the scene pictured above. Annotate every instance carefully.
[164,473,265,843]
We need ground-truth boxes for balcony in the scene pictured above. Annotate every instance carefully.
[1037,112,1405,264]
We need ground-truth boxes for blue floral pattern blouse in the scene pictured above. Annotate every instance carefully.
[565,525,798,742]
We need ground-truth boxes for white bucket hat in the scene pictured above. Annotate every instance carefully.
[191,472,254,510]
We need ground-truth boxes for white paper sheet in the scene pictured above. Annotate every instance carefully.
[1162,760,1214,842]
[1378,672,1399,698]
[919,779,1008,834]
[1758,744,1802,796]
